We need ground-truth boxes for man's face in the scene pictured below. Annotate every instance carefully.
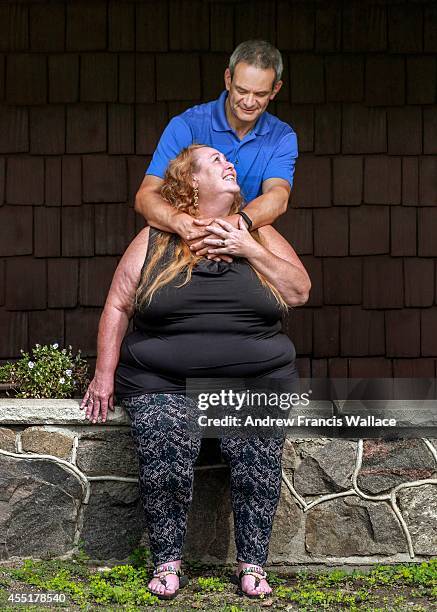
[224,62,282,126]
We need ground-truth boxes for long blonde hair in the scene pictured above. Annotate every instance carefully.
[136,145,288,310]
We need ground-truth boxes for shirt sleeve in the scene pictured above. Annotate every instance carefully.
[146,116,193,178]
[262,130,299,188]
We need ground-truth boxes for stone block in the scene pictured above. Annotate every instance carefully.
[388,107,422,155]
[407,57,436,105]
[313,208,348,256]
[0,106,28,153]
[136,1,168,51]
[49,54,79,103]
[6,157,44,206]
[277,2,315,50]
[21,427,74,459]
[388,4,422,53]
[324,258,362,305]
[398,485,437,555]
[274,208,312,255]
[342,105,386,154]
[0,311,27,358]
[62,206,94,257]
[418,208,437,256]
[30,106,65,155]
[135,103,168,155]
[404,259,434,308]
[421,309,437,356]
[66,104,106,154]
[268,486,302,562]
[325,55,363,102]
[48,259,79,308]
[0,454,81,559]
[402,157,419,206]
[290,55,324,104]
[62,156,81,207]
[276,104,313,152]
[386,309,420,357]
[80,54,118,103]
[235,0,276,44]
[363,256,403,308]
[343,4,387,52]
[306,498,406,556]
[83,155,127,203]
[76,430,138,476]
[364,157,401,205]
[315,104,341,154]
[95,203,136,255]
[108,0,134,51]
[419,157,437,206]
[210,2,234,52]
[6,54,46,105]
[65,308,100,356]
[333,156,363,206]
[0,4,28,52]
[108,105,134,154]
[313,307,339,358]
[135,54,155,103]
[0,427,16,452]
[391,207,416,256]
[315,4,341,51]
[45,157,61,206]
[6,258,46,311]
[79,258,118,307]
[294,440,356,495]
[341,307,384,357]
[156,54,201,101]
[28,309,64,348]
[292,156,331,207]
[34,207,61,258]
[358,440,436,494]
[66,1,106,51]
[81,481,144,560]
[169,0,209,50]
[30,3,65,52]
[0,206,32,256]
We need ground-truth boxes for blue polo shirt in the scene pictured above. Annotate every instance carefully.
[146,91,298,204]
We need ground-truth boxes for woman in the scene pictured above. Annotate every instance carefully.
[80,145,310,600]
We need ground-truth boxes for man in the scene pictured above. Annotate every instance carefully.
[135,39,298,258]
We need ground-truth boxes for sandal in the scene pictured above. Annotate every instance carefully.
[230,565,271,599]
[148,564,189,600]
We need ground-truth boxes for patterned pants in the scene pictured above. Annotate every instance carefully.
[121,393,285,566]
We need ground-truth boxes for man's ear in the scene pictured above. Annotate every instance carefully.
[224,68,232,91]
[269,80,283,100]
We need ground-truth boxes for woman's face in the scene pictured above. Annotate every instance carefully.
[192,147,240,199]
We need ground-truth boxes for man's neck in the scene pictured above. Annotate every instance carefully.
[225,97,255,140]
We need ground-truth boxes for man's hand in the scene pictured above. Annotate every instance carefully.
[203,216,260,259]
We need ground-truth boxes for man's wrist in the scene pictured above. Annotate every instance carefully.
[238,210,253,230]
[172,211,193,237]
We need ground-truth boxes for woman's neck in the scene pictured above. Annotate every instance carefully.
[196,194,234,219]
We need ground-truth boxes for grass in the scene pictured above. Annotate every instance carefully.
[0,547,435,611]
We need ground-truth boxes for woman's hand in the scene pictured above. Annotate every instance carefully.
[80,374,115,424]
[203,216,260,258]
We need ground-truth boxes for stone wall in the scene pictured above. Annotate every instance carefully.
[1,399,436,567]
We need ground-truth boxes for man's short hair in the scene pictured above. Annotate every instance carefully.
[228,40,283,85]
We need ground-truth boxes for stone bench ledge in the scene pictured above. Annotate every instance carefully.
[0,399,130,425]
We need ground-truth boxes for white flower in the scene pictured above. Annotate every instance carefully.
[65,369,72,377]
[28,361,35,369]
[52,343,59,349]
[59,377,65,384]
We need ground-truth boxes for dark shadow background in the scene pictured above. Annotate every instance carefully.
[1,0,436,378]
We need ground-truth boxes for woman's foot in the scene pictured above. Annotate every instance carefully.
[236,562,272,598]
[148,560,181,599]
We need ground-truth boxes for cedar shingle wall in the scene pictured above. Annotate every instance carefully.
[0,0,436,378]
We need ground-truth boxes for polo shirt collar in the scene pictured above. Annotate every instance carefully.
[212,91,271,136]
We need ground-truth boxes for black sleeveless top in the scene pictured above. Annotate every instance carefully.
[115,228,297,398]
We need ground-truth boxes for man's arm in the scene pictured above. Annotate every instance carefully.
[238,177,291,230]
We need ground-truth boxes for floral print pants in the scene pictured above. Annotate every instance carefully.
[121,393,285,566]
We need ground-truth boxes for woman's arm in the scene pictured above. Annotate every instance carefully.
[204,217,311,307]
[80,227,150,423]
